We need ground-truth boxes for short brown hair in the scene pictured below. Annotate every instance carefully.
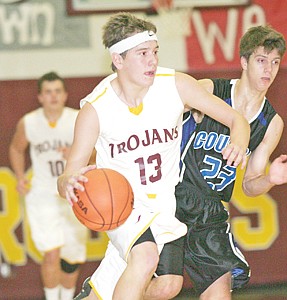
[37,72,66,93]
[240,25,286,60]
[102,12,157,49]
[102,12,157,71]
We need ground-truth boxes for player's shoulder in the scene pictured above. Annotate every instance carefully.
[211,78,235,99]
[212,78,233,87]
[22,108,45,131]
[80,73,117,107]
[154,67,176,88]
[155,66,175,77]
[64,106,79,115]
[272,113,284,126]
[264,97,276,110]
[24,107,43,120]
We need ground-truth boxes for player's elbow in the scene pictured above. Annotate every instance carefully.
[242,181,258,197]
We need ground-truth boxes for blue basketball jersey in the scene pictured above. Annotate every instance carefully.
[179,78,276,202]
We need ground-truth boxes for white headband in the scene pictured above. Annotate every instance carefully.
[109,31,158,55]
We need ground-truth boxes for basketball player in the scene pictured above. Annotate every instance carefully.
[175,25,287,299]
[9,72,88,300]
[57,12,250,300]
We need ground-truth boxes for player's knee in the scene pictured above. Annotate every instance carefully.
[170,277,182,296]
[60,259,80,274]
[139,253,159,277]
[43,249,60,265]
[142,248,159,275]
[130,243,159,275]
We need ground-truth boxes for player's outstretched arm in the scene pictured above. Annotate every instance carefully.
[176,72,250,168]
[243,114,285,196]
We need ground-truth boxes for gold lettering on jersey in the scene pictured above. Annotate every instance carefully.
[109,127,179,158]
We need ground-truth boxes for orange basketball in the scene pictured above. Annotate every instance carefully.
[73,168,134,231]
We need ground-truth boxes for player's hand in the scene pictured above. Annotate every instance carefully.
[58,165,97,205]
[222,143,248,169]
[268,154,287,185]
[16,177,30,195]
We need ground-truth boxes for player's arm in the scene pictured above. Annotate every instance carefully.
[190,78,215,121]
[8,117,30,195]
[175,72,250,169]
[57,103,98,204]
[88,149,97,165]
[243,114,287,196]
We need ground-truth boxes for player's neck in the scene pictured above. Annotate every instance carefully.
[43,107,64,123]
[112,77,148,107]
[234,79,266,121]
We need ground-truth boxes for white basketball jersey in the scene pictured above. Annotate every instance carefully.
[81,67,184,214]
[24,107,78,190]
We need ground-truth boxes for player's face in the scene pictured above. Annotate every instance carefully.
[244,46,281,92]
[38,80,68,110]
[122,40,159,88]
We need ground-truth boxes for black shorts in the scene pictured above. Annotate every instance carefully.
[176,182,250,295]
[134,227,185,276]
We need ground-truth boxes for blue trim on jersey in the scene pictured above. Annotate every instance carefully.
[180,112,196,171]
[181,112,196,153]
[232,267,244,277]
[225,97,232,106]
[258,112,267,126]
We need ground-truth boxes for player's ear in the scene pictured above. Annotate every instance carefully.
[240,56,248,70]
[111,53,124,70]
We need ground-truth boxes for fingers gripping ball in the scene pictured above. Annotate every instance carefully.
[73,168,134,231]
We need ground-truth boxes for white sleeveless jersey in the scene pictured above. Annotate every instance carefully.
[24,107,78,190]
[81,67,183,214]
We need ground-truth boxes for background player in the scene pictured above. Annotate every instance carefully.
[176,25,287,300]
[9,72,88,300]
[58,12,250,300]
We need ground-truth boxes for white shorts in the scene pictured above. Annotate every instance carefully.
[107,207,186,261]
[25,187,88,263]
[89,208,187,299]
[90,242,126,300]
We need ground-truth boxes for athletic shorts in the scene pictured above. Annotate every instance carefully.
[25,187,88,263]
[90,228,185,300]
[176,182,251,295]
[106,206,186,261]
